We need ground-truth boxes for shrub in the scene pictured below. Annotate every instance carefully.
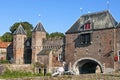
[46,73,51,76]
[0,60,9,64]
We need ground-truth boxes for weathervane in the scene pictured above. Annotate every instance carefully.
[80,8,83,12]
[38,14,41,21]
[88,11,91,13]
[107,0,110,11]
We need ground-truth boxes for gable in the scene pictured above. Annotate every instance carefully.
[66,10,117,34]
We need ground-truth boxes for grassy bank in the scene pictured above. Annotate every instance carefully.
[0,69,51,79]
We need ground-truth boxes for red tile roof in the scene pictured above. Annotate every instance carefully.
[0,42,11,48]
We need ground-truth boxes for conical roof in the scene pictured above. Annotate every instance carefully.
[13,24,26,35]
[33,22,46,32]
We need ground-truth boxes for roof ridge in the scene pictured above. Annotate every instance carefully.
[81,10,109,17]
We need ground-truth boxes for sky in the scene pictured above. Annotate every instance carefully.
[0,0,120,36]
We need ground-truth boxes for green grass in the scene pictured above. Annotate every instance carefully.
[0,69,51,79]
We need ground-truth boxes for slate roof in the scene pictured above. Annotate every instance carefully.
[33,22,46,32]
[37,49,52,55]
[13,24,27,35]
[66,10,117,34]
[116,22,120,28]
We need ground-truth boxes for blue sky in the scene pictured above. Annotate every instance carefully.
[0,0,120,36]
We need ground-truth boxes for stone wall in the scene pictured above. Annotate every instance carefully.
[2,64,34,73]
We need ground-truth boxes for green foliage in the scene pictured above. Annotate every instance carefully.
[0,60,9,64]
[45,73,51,76]
[0,69,33,78]
[46,32,50,39]
[1,32,13,42]
[10,22,33,38]
[0,36,1,40]
[0,69,51,79]
[49,32,65,38]
[33,72,44,76]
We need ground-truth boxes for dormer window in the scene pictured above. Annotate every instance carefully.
[84,23,91,30]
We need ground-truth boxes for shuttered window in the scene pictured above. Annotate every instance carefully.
[84,23,91,30]
[80,33,91,44]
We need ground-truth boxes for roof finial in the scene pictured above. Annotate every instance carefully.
[38,14,41,22]
[80,7,83,14]
[80,8,83,12]
[107,0,110,11]
[88,11,91,13]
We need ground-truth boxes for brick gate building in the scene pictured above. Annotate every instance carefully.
[65,10,120,74]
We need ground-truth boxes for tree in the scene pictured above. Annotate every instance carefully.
[1,32,13,42]
[49,32,64,38]
[46,32,49,39]
[0,36,2,42]
[10,22,33,38]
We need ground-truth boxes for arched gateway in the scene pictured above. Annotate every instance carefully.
[73,57,103,75]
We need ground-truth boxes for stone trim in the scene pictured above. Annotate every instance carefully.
[73,57,104,75]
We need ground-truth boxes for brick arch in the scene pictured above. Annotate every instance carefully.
[73,57,104,75]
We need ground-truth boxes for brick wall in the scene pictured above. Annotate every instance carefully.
[65,28,115,73]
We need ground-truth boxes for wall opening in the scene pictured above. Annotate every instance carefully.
[73,58,103,74]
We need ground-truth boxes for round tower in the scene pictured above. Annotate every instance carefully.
[13,24,27,64]
[32,22,46,63]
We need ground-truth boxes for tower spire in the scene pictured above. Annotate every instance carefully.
[13,24,26,35]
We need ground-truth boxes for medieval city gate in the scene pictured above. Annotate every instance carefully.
[73,57,103,74]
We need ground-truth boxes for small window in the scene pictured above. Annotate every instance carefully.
[56,57,58,61]
[80,33,91,45]
[26,41,30,46]
[58,54,61,61]
[84,23,91,30]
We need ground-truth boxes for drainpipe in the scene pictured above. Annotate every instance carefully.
[114,28,117,71]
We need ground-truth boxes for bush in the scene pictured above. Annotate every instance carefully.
[45,73,51,76]
[0,60,9,64]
